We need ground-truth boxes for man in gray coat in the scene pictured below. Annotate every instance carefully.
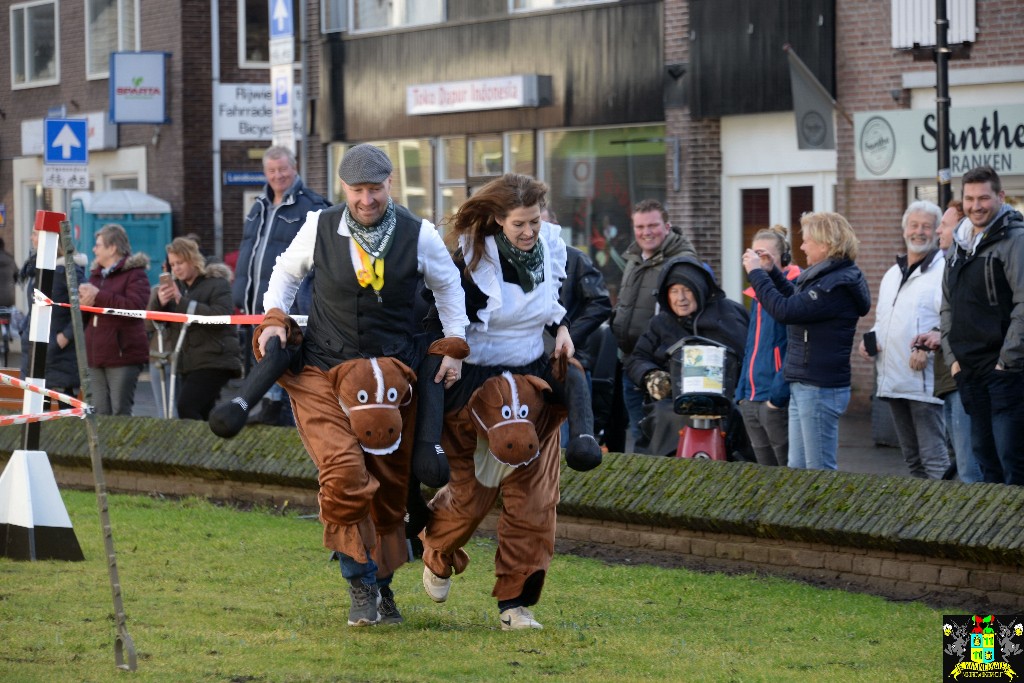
[610,199,697,449]
[232,146,329,424]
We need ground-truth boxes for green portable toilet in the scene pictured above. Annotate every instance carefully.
[70,190,172,286]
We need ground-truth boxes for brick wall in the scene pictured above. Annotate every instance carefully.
[663,0,725,273]
[52,465,1023,610]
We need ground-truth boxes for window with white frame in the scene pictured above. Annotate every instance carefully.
[511,0,615,12]
[322,0,346,33]
[10,0,59,88]
[240,0,302,68]
[891,0,975,48]
[351,0,443,33]
[86,0,139,78]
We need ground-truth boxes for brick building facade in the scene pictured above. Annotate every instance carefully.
[2,0,1021,419]
[665,0,1024,413]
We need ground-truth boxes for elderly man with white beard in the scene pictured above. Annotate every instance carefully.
[859,200,950,478]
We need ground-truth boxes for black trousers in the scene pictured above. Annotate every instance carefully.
[177,369,236,421]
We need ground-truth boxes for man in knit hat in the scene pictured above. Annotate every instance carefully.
[256,143,469,627]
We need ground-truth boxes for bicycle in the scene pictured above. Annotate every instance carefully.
[0,306,15,367]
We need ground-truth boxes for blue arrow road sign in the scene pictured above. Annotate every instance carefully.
[269,0,293,39]
[44,118,88,165]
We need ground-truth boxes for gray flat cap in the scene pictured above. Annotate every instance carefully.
[338,144,393,185]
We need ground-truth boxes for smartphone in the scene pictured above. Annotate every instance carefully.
[159,273,172,286]
[863,331,878,357]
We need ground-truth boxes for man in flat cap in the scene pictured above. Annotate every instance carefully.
[256,143,469,627]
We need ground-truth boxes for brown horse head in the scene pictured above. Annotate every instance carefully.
[468,372,551,467]
[328,357,416,455]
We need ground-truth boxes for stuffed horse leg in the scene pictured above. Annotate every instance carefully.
[552,354,603,472]
[411,352,449,488]
[209,336,294,438]
[410,337,471,487]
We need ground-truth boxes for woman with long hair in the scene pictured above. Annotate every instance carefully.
[420,173,575,631]
[149,237,240,420]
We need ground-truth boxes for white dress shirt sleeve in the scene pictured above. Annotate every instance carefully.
[262,209,319,313]
[417,219,468,339]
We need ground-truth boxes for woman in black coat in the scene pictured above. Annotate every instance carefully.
[150,237,240,421]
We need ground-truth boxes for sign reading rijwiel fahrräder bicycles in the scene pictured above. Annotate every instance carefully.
[854,104,1024,180]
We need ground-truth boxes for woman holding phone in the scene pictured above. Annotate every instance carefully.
[741,212,871,470]
[149,237,240,420]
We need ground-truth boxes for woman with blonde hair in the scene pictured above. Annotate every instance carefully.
[741,212,871,470]
[735,225,801,466]
[149,237,240,420]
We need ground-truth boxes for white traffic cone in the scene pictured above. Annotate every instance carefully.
[0,450,84,561]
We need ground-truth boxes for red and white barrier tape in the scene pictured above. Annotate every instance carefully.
[0,371,90,410]
[0,372,90,425]
[33,289,308,327]
[0,408,87,427]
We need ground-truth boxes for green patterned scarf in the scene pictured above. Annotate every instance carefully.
[495,232,544,292]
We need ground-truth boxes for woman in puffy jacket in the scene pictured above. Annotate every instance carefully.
[78,223,151,415]
[149,237,240,421]
[742,212,871,471]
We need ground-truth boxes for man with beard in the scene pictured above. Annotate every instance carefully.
[256,144,469,626]
[942,166,1024,485]
[860,201,949,479]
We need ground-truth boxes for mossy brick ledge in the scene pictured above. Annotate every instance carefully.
[1,417,1021,566]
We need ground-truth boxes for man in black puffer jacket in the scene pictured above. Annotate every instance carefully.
[941,165,1024,485]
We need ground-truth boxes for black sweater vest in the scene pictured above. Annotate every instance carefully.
[303,204,423,370]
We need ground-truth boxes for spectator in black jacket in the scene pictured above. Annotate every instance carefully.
[542,208,611,444]
[627,256,749,455]
[542,208,611,371]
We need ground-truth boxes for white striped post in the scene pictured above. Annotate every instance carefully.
[0,209,84,562]
[23,210,64,449]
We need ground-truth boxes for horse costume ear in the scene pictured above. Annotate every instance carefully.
[522,375,552,395]
[326,360,354,389]
[375,356,417,385]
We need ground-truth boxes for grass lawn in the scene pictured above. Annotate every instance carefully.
[0,490,947,682]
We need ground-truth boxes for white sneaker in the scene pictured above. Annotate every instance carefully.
[422,565,451,603]
[499,606,543,631]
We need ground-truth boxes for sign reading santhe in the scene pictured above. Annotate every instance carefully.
[855,104,1024,180]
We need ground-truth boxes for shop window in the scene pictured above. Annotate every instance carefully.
[507,131,535,177]
[86,0,138,78]
[239,0,302,68]
[511,0,616,11]
[351,0,443,33]
[439,137,467,225]
[540,125,665,294]
[11,0,59,88]
[469,136,503,178]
